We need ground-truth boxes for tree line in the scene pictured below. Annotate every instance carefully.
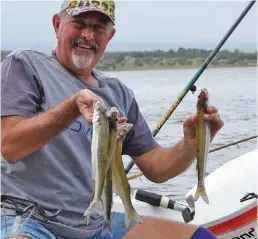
[1,48,257,71]
[102,48,257,60]
[98,48,257,70]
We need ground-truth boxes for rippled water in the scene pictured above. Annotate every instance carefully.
[105,67,257,200]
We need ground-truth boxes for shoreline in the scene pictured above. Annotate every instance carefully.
[97,64,257,72]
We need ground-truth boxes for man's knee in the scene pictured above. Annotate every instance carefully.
[190,226,218,239]
[124,216,198,239]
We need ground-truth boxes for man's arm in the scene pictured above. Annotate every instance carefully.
[122,97,222,182]
[1,55,102,164]
[1,89,100,164]
[133,140,195,183]
[1,95,79,164]
[134,107,224,183]
[121,98,195,183]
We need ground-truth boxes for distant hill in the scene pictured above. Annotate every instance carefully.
[106,41,257,53]
[1,48,257,71]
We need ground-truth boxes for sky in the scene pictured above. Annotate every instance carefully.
[1,0,257,52]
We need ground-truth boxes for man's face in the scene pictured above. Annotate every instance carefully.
[54,11,115,72]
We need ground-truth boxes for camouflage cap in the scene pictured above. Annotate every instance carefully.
[60,0,115,25]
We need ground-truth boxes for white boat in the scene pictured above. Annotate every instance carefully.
[113,150,258,238]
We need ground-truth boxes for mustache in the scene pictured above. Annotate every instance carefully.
[71,37,99,52]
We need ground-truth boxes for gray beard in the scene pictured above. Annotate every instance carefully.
[72,49,94,69]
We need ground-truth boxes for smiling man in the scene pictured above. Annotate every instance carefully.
[54,0,116,87]
[1,0,222,239]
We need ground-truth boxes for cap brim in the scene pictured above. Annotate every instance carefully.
[69,8,115,25]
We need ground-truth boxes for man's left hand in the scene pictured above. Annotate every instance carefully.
[183,106,224,150]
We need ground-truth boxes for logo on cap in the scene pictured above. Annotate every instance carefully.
[64,0,115,24]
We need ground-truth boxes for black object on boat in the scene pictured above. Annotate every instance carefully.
[135,189,195,223]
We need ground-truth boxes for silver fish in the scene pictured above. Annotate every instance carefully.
[84,100,110,224]
[194,88,210,204]
[106,107,119,172]
[101,107,119,237]
[112,123,143,227]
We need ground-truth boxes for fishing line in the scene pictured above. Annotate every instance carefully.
[127,135,257,181]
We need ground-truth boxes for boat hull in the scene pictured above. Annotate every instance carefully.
[113,150,257,238]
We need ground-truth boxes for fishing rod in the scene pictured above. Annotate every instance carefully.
[125,0,256,174]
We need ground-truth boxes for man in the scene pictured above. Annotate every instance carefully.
[1,0,223,238]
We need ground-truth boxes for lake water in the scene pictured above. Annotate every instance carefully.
[105,67,257,201]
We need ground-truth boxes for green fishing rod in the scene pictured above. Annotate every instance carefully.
[125,0,256,174]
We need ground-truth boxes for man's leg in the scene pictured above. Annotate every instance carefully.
[124,216,216,239]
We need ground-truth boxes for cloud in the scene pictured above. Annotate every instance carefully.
[1,1,257,51]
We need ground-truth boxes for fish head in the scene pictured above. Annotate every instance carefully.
[197,88,209,104]
[93,100,107,122]
[198,88,209,100]
[107,107,120,122]
[93,100,106,112]
[117,123,134,139]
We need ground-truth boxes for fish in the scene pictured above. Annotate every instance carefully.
[102,165,113,237]
[101,122,135,236]
[84,100,110,224]
[106,107,119,172]
[194,88,210,204]
[112,123,143,227]
[101,107,119,237]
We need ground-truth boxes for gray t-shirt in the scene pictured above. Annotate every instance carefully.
[1,49,158,238]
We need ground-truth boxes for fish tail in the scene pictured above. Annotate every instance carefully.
[83,199,103,225]
[194,185,209,204]
[125,208,143,228]
[95,198,104,216]
[102,220,113,237]
[132,209,143,224]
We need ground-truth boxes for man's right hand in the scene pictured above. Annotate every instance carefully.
[74,89,102,124]
[1,90,98,163]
